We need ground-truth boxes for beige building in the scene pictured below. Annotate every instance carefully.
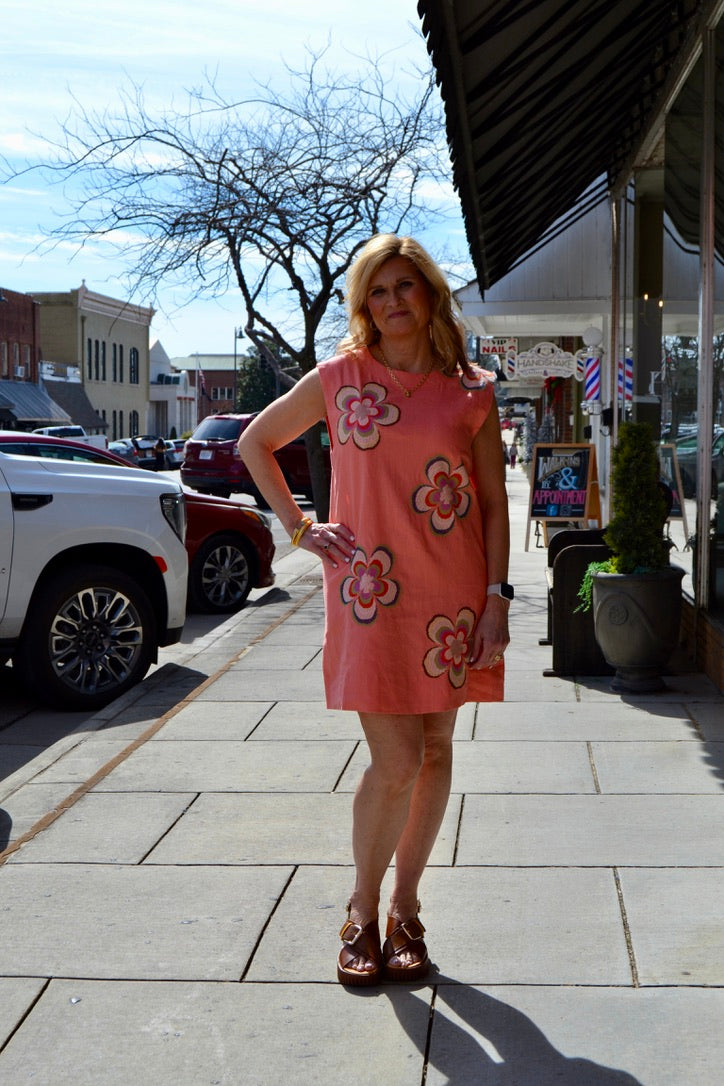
[31,284,154,441]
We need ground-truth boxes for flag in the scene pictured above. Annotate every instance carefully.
[198,370,207,399]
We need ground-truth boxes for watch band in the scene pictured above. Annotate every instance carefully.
[487,582,514,600]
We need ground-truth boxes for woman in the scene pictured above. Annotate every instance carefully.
[238,234,510,986]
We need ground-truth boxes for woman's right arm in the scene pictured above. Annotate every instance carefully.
[237,368,355,565]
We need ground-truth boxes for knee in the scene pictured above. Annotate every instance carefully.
[422,732,453,772]
[368,744,424,793]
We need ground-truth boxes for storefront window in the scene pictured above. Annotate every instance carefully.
[663,55,701,603]
[711,19,724,617]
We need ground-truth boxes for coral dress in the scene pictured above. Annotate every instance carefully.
[317,347,504,714]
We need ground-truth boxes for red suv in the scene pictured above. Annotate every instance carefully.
[181,413,329,505]
[0,431,275,614]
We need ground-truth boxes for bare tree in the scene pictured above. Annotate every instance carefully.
[18,50,449,517]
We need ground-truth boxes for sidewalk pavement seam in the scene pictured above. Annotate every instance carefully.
[613,866,641,988]
[0,583,321,866]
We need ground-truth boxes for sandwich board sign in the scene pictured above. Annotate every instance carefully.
[526,443,601,549]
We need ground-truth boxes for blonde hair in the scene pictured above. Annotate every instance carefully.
[338,234,471,377]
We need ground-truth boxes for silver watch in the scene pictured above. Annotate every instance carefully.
[487,582,514,601]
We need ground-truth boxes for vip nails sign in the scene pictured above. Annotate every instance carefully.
[478,338,517,378]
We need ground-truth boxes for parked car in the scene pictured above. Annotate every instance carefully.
[181,412,330,504]
[132,434,163,469]
[112,436,178,470]
[0,447,187,709]
[167,439,186,469]
[0,432,275,614]
[31,424,107,450]
[108,438,141,465]
[183,490,275,612]
[671,427,724,498]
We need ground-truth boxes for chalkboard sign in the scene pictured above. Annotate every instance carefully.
[526,444,600,549]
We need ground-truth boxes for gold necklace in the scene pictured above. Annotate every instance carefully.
[377,345,434,398]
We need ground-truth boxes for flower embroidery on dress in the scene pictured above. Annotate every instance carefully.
[423,608,476,688]
[460,364,493,391]
[341,546,399,623]
[413,456,471,533]
[335,383,400,450]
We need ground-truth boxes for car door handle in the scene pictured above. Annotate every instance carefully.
[12,493,54,511]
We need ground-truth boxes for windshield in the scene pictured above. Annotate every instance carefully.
[192,417,248,441]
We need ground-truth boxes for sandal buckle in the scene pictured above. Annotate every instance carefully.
[399,917,425,941]
[339,919,364,945]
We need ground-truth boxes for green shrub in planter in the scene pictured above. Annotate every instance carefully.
[577,421,669,610]
[604,420,669,573]
[577,422,683,693]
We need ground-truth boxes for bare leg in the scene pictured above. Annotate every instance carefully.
[388,709,457,921]
[347,712,426,926]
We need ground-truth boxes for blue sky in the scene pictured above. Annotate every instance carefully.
[1,1,469,359]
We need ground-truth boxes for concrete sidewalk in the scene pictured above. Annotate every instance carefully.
[1,467,723,1085]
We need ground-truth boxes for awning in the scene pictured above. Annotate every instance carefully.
[0,380,71,426]
[417,0,708,288]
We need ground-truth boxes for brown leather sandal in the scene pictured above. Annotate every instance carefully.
[337,907,382,987]
[383,909,429,982]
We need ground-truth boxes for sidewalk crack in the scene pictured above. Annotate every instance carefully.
[587,741,602,794]
[613,866,640,988]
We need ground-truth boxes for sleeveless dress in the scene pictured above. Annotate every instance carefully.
[317,347,504,714]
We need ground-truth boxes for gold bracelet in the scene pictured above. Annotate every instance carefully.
[290,516,313,546]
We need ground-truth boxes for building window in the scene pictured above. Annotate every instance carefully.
[129,347,139,385]
[1,342,7,378]
[112,343,117,382]
[211,386,233,400]
[119,345,124,383]
[94,340,100,381]
[119,410,123,436]
[101,341,107,381]
[129,410,139,436]
[112,410,117,440]
[87,338,92,380]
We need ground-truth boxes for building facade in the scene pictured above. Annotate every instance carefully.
[0,285,69,429]
[31,285,154,441]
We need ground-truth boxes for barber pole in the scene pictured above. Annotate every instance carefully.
[584,354,601,400]
[617,357,633,402]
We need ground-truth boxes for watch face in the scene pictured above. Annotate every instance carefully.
[501,583,514,600]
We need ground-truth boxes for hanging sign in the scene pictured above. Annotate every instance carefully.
[478,337,517,357]
[515,342,583,381]
[525,443,601,549]
[478,337,518,380]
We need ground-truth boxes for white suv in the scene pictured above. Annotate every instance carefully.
[0,451,188,710]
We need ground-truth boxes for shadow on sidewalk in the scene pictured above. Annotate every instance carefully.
[388,978,642,1084]
[0,808,11,855]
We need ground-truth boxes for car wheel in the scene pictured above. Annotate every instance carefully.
[14,565,156,710]
[188,533,253,614]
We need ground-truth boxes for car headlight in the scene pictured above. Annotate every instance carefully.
[240,508,271,530]
[160,492,187,543]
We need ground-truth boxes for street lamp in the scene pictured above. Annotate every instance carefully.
[233,327,244,411]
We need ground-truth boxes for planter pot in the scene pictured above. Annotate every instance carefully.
[592,566,685,693]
